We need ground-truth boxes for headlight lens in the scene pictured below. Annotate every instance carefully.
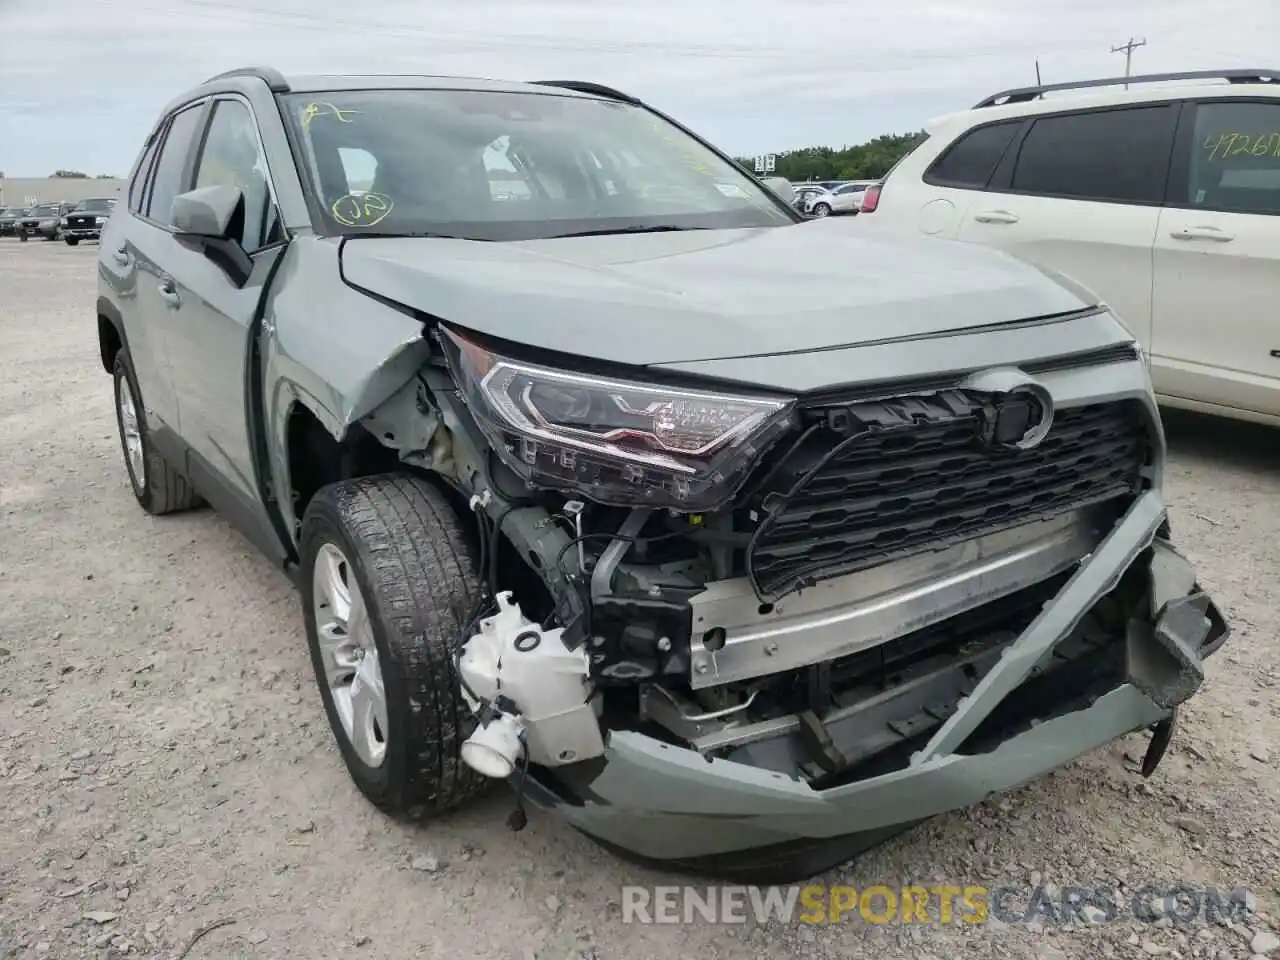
[94,216,105,225]
[441,327,795,511]
[59,217,68,226]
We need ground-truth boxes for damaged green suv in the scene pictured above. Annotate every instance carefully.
[97,66,1228,881]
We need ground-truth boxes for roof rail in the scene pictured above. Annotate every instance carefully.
[202,66,291,94]
[974,68,1280,108]
[529,80,640,104]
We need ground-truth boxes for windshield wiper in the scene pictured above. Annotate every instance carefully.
[546,225,712,239]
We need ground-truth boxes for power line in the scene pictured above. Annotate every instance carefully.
[92,0,1146,66]
[1110,36,1147,88]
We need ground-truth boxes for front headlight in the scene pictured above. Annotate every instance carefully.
[441,327,796,511]
[94,216,106,225]
[59,217,68,227]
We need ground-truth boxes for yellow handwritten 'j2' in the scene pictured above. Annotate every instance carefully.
[331,193,393,227]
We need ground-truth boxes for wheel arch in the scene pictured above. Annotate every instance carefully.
[279,396,402,546]
[97,297,128,373]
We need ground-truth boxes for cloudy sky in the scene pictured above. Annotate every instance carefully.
[1,0,1276,176]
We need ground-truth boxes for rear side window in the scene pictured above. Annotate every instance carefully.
[146,105,204,225]
[925,121,1019,188]
[127,133,161,214]
[1010,106,1176,204]
[1185,101,1280,215]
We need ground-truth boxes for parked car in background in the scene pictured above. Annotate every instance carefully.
[809,181,878,217]
[791,183,829,214]
[856,67,1280,427]
[18,201,76,241]
[96,65,1226,883]
[61,197,118,245]
[0,207,26,236]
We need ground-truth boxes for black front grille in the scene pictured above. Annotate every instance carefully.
[67,216,97,228]
[744,395,1149,599]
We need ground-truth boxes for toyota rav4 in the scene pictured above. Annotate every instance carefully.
[96,66,1228,881]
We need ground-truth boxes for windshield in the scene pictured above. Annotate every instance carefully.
[74,198,116,212]
[282,89,795,240]
[32,204,58,216]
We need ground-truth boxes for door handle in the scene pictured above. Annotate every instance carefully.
[1169,226,1234,242]
[973,210,1019,224]
[158,279,181,308]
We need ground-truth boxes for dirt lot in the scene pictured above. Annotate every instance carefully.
[0,238,1277,960]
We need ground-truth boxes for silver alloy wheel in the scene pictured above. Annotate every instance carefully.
[313,542,388,768]
[117,374,145,493]
[812,203,830,217]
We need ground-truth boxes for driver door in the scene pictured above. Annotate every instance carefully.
[161,95,290,561]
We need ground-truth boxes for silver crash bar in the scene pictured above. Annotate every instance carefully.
[686,512,1098,689]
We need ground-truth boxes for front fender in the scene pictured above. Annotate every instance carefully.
[260,237,433,545]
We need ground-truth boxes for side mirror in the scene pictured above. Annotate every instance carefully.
[172,185,253,287]
[760,176,795,207]
[172,184,242,239]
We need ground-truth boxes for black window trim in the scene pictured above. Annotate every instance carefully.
[1165,96,1280,218]
[925,101,1183,209]
[135,97,213,231]
[189,92,289,253]
[136,124,168,215]
[922,117,1023,190]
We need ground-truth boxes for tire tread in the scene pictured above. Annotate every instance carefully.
[112,350,203,516]
[309,474,488,816]
[145,450,203,514]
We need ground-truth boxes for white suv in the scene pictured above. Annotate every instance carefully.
[857,68,1280,427]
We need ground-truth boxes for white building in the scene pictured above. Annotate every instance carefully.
[0,176,125,208]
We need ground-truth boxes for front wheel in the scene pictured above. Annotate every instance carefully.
[811,202,831,217]
[299,474,491,818]
[65,237,79,246]
[18,232,27,242]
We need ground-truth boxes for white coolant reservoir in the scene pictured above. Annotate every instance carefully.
[458,592,605,771]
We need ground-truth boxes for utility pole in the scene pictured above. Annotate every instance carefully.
[1111,37,1147,88]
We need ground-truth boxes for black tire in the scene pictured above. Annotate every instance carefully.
[18,232,27,242]
[65,237,79,246]
[112,349,203,515]
[811,202,831,217]
[299,474,490,818]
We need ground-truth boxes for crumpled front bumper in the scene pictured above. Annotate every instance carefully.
[526,490,1227,880]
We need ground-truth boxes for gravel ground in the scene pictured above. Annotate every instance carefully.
[1,238,1278,960]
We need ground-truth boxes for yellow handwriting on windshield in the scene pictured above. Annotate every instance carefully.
[1202,131,1280,161]
[331,192,393,227]
[301,102,361,130]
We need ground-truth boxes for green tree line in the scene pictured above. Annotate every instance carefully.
[737,131,927,182]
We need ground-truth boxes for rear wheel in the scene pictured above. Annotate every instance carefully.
[18,232,27,242]
[112,349,202,514]
[299,474,491,818]
[65,237,79,246]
